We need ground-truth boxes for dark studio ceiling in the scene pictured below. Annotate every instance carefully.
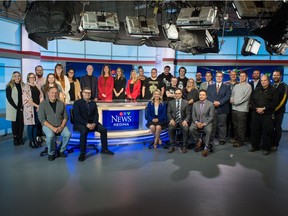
[0,1,287,55]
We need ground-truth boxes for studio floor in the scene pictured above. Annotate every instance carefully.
[0,133,288,216]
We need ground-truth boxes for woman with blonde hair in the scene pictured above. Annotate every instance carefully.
[5,71,25,145]
[113,67,126,100]
[98,64,114,101]
[125,69,141,100]
[146,89,167,148]
[22,72,44,148]
[54,63,70,103]
[183,78,199,108]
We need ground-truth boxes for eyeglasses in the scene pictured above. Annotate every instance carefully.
[83,92,91,94]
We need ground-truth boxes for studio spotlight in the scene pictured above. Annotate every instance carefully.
[241,37,261,56]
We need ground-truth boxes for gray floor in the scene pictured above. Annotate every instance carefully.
[1,133,288,216]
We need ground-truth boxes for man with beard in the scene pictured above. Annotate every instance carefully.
[271,70,287,150]
[142,68,164,100]
[195,72,203,90]
[35,65,46,87]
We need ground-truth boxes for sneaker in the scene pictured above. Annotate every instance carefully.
[100,149,114,155]
[48,154,56,161]
[262,150,270,156]
[270,146,278,151]
[229,138,237,144]
[78,153,86,162]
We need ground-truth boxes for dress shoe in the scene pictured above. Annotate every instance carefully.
[202,149,208,157]
[219,141,226,145]
[60,152,68,158]
[168,147,175,153]
[248,147,260,152]
[182,146,187,153]
[48,154,56,161]
[262,150,270,156]
[78,153,86,162]
[233,142,242,147]
[229,138,237,143]
[100,149,114,155]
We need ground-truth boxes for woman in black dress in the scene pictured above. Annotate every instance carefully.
[113,67,126,101]
[183,78,199,110]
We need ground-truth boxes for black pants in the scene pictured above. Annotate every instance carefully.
[251,112,274,150]
[12,110,24,138]
[273,111,284,147]
[74,123,108,153]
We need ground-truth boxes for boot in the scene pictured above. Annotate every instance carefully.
[13,136,19,146]
[18,134,24,145]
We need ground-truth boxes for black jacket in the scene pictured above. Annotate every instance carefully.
[73,98,99,127]
[250,85,278,115]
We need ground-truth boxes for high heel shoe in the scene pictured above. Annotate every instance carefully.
[153,143,157,149]
[158,139,162,145]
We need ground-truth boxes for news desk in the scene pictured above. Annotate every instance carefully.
[66,101,168,145]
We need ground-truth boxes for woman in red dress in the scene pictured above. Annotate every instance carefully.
[125,69,141,100]
[98,64,114,101]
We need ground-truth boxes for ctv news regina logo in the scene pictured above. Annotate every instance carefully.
[111,111,133,127]
[103,110,140,130]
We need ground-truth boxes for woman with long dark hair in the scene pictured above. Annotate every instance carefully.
[113,67,126,100]
[98,64,114,101]
[67,68,81,101]
[54,63,70,103]
[41,73,62,99]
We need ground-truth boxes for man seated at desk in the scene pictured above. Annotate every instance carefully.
[73,87,114,162]
[38,87,71,161]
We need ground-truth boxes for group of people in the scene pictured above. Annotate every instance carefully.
[5,63,287,161]
[146,68,287,157]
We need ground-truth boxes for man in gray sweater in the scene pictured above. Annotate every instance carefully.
[230,71,252,147]
[38,87,71,161]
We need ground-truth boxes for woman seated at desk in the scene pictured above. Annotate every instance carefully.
[146,89,167,149]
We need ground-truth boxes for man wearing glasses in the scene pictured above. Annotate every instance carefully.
[73,87,114,162]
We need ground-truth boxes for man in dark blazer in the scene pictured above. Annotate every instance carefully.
[80,65,98,101]
[207,71,231,145]
[190,90,215,156]
[167,88,190,153]
[73,87,114,162]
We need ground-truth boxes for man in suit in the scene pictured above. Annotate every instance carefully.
[80,65,98,101]
[73,87,114,162]
[249,69,261,92]
[38,87,71,161]
[247,69,261,139]
[200,71,214,90]
[190,89,215,156]
[167,88,190,153]
[207,71,231,145]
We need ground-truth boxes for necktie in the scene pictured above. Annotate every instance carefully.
[176,100,180,123]
[199,101,204,122]
[87,102,91,116]
[216,83,220,93]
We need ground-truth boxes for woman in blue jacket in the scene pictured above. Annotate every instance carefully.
[146,89,167,148]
